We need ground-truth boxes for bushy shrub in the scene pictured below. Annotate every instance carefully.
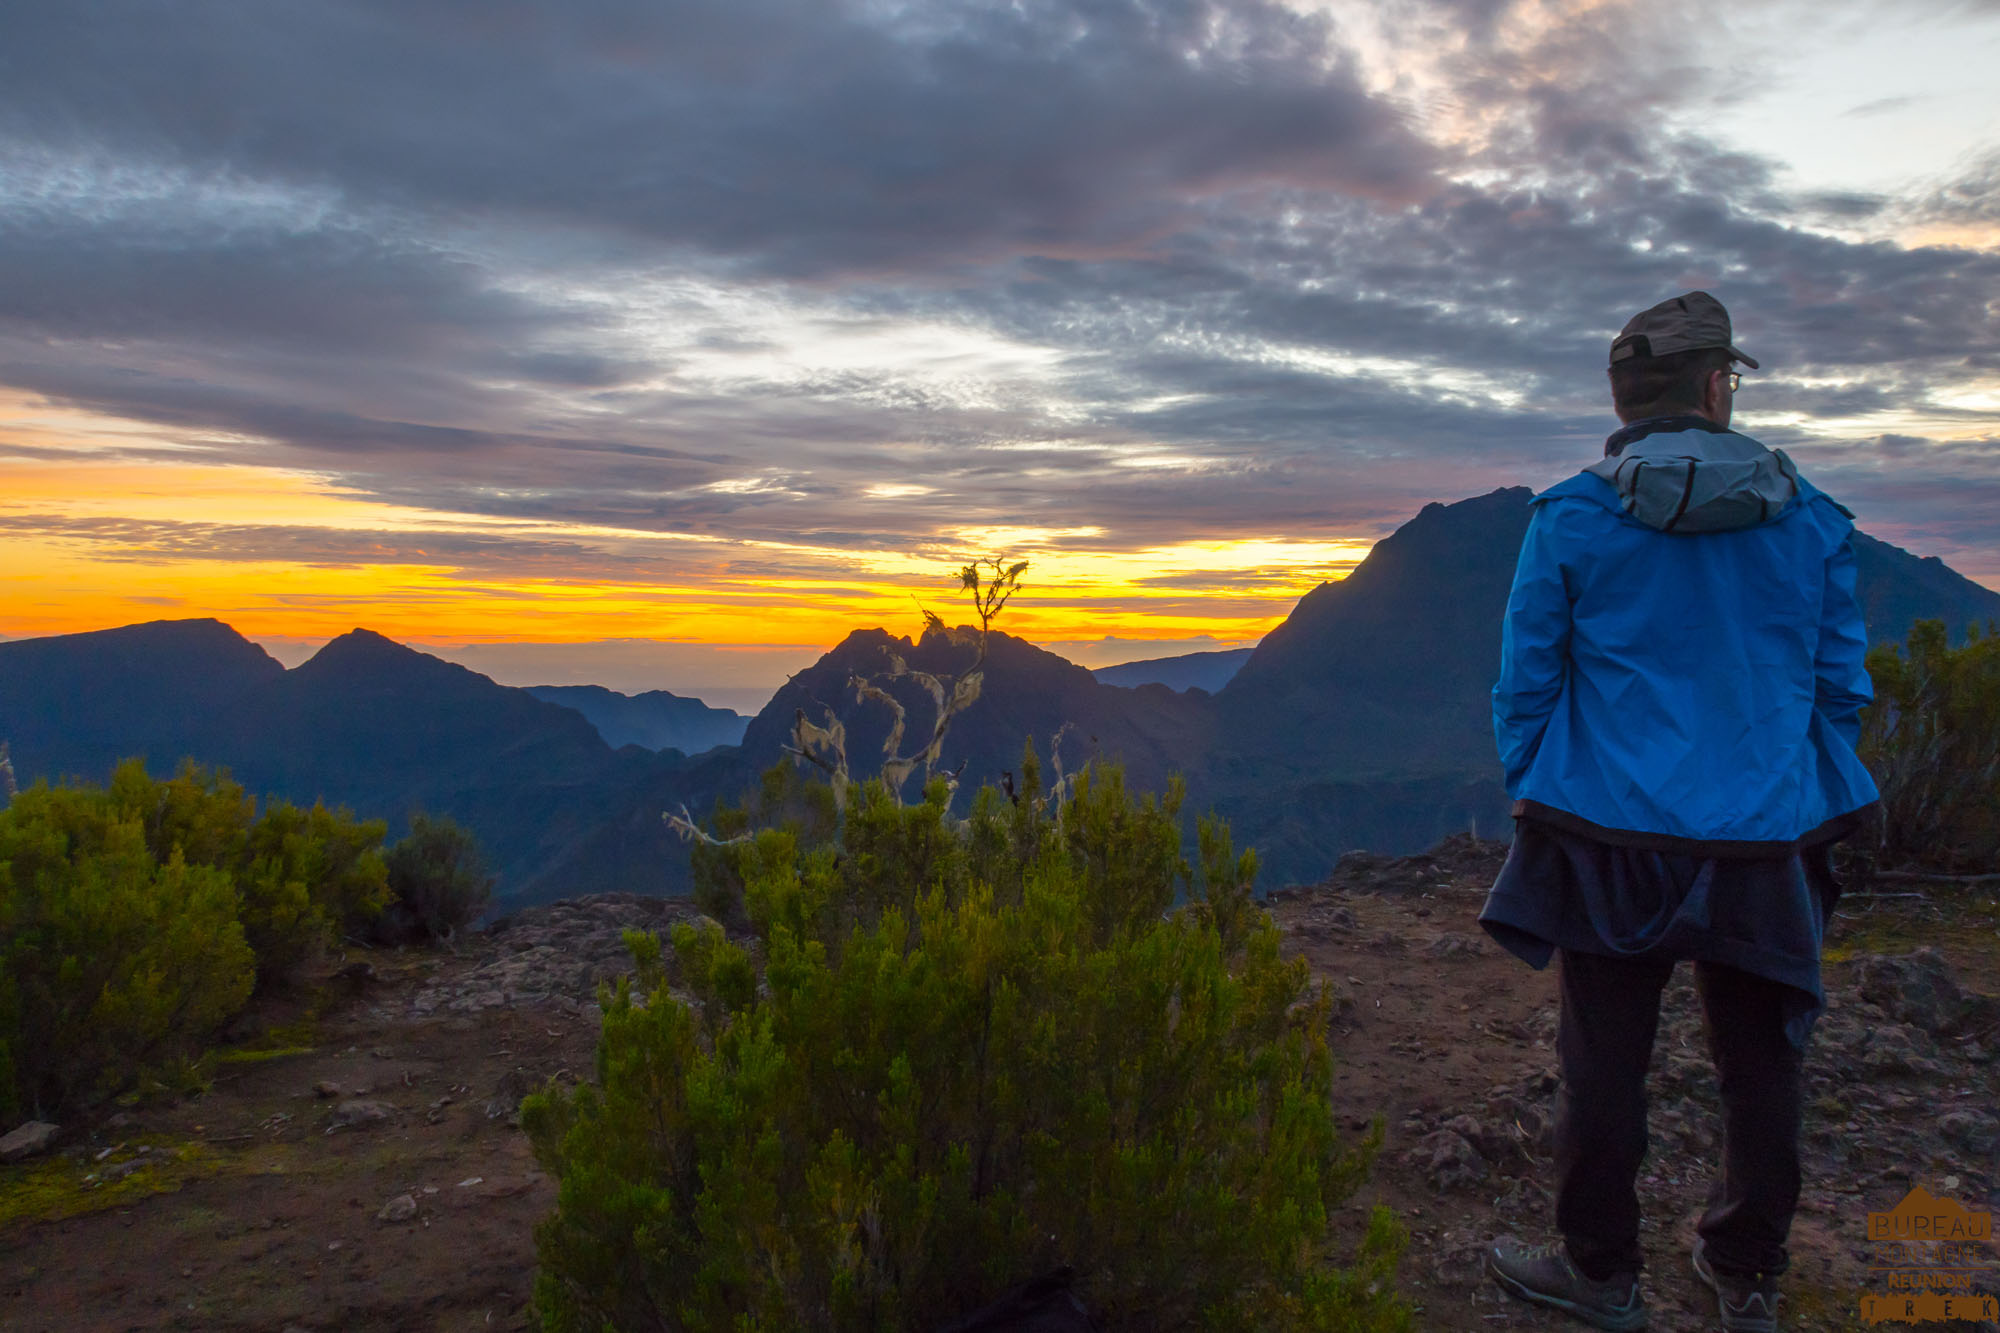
[115,758,390,986]
[690,760,842,930]
[377,812,493,944]
[239,799,392,984]
[1859,620,2000,871]
[0,760,392,1115]
[523,749,1408,1332]
[0,782,254,1119]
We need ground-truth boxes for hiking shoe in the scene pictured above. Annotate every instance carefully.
[1692,1236,1780,1332]
[1488,1236,1648,1331]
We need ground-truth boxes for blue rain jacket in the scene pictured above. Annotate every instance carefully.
[1492,422,1879,854]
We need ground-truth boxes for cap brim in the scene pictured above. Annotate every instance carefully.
[1728,345,1759,370]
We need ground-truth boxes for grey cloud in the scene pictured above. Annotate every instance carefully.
[1,0,1436,276]
[1911,148,2000,227]
[1844,96,1920,118]
[0,512,678,579]
[0,209,553,360]
[0,0,1996,587]
[1801,192,1890,220]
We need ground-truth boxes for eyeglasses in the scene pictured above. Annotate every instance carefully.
[1726,371,1742,392]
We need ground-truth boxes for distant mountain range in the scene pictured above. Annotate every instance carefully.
[4,488,1996,905]
[524,685,747,753]
[1093,648,1253,693]
[0,623,688,899]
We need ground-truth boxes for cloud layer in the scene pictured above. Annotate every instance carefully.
[3,0,1998,685]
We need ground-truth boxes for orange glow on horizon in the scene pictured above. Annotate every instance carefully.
[1,405,1367,655]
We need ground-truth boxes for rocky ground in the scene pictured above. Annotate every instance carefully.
[1282,835,2000,1333]
[3,853,1998,1332]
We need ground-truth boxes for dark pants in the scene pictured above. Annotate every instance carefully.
[1555,948,1805,1283]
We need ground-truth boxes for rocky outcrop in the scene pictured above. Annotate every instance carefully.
[409,893,723,1017]
[1308,833,1511,897]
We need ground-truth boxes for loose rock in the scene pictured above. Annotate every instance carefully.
[0,1120,59,1163]
[413,894,721,1015]
[485,1069,536,1120]
[329,1099,394,1130]
[1427,933,1487,959]
[1406,1128,1489,1193]
[377,1193,418,1223]
[1856,949,1965,1035]
[1859,1025,1945,1079]
[1938,1110,2000,1156]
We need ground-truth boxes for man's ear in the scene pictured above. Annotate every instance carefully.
[1699,367,1729,424]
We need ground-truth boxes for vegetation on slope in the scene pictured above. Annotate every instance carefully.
[0,759,488,1120]
[1860,618,2000,873]
[525,758,1409,1331]
[525,561,1409,1331]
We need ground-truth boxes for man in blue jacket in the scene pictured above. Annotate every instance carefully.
[1480,291,1879,1332]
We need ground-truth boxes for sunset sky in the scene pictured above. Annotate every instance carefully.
[4,0,1998,713]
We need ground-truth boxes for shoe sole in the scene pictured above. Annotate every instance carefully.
[1489,1260,1649,1331]
[1691,1239,1778,1333]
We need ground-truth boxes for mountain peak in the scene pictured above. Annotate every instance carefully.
[304,627,435,666]
[290,628,502,695]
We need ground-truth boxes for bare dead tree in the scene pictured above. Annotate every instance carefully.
[665,558,1029,849]
[790,557,1027,807]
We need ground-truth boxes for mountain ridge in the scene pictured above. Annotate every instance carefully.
[525,684,747,754]
[7,491,1998,902]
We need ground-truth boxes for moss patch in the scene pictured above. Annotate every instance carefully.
[209,1044,316,1067]
[0,1137,299,1231]
[1780,1279,1867,1330]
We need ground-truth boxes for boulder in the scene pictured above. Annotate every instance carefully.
[0,1120,59,1162]
[1406,1128,1489,1193]
[485,1069,537,1120]
[1859,1025,1945,1079]
[329,1099,394,1130]
[1855,949,1966,1035]
[1441,1113,1519,1165]
[1938,1111,2000,1156]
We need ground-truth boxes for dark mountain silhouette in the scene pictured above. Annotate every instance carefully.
[0,619,284,785]
[0,623,688,904]
[525,684,747,753]
[1093,648,1253,693]
[209,631,687,893]
[1193,487,2000,884]
[739,626,1212,802]
[1850,532,2000,645]
[6,490,1996,906]
[1219,488,1533,781]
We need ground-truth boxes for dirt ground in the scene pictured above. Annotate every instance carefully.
[3,851,1997,1332]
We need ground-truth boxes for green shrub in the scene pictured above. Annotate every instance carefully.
[1859,620,2000,871]
[0,760,394,1115]
[0,782,254,1119]
[523,749,1408,1332]
[239,799,391,984]
[114,758,390,987]
[690,760,840,931]
[117,758,255,871]
[378,812,493,944]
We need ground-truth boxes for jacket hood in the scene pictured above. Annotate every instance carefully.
[1582,425,1800,534]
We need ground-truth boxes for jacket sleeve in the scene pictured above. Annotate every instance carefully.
[1813,533,1873,749]
[1493,503,1573,794]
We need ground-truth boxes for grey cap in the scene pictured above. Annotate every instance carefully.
[1609,290,1759,369]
